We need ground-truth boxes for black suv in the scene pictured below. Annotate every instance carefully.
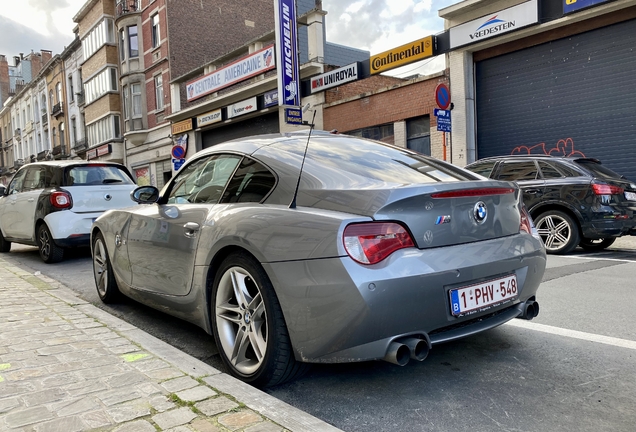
[465,156,636,254]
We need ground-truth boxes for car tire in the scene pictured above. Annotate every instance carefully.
[534,210,580,255]
[211,251,308,387]
[0,230,11,253]
[579,237,616,251]
[92,232,121,303]
[37,224,64,263]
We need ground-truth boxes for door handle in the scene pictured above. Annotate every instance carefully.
[525,189,542,195]
[183,222,200,238]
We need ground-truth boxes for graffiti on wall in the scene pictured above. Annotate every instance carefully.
[511,138,585,157]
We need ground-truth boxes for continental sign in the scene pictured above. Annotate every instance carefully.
[370,36,434,75]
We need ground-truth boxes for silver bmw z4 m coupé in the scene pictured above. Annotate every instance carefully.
[91,131,546,387]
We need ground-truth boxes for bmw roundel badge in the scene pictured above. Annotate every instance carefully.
[473,201,487,224]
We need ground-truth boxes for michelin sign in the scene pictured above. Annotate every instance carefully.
[274,0,300,108]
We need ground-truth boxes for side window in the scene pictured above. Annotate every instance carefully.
[557,162,585,178]
[166,154,241,204]
[497,161,539,181]
[22,167,46,190]
[7,169,27,194]
[221,157,276,204]
[467,161,496,178]
[538,161,564,179]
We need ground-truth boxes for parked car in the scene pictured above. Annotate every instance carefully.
[91,131,546,387]
[0,161,137,263]
[465,155,636,254]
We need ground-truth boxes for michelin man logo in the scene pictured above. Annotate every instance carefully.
[285,81,297,102]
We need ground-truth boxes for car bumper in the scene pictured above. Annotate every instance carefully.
[264,233,546,364]
[45,210,102,247]
[583,213,636,238]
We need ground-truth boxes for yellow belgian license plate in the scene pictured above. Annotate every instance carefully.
[449,274,517,316]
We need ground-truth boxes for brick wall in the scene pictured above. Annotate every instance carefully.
[84,94,121,124]
[324,74,404,104]
[82,46,119,79]
[78,1,108,37]
[324,75,449,133]
[166,0,276,79]
[0,56,8,107]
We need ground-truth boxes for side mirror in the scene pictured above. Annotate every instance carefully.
[0,185,5,196]
[131,186,160,204]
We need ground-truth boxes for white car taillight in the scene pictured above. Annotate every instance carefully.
[50,191,73,209]
[343,222,415,265]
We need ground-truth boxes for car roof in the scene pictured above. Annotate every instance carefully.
[468,155,601,164]
[18,160,125,168]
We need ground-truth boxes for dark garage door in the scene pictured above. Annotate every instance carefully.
[202,112,279,149]
[476,18,636,181]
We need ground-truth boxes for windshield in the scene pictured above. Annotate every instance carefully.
[66,165,134,186]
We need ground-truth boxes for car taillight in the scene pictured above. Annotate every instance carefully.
[343,222,415,265]
[592,183,624,195]
[431,188,515,198]
[50,191,72,209]
[519,206,540,240]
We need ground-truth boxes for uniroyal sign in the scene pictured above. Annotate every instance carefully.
[186,45,275,102]
[310,63,359,93]
[449,0,538,49]
[227,97,257,119]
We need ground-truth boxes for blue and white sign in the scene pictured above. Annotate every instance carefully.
[172,158,186,171]
[564,0,612,13]
[434,108,452,132]
[263,89,279,107]
[274,0,300,107]
[186,45,275,102]
[284,107,303,125]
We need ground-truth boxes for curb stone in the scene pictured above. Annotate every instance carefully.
[0,258,342,432]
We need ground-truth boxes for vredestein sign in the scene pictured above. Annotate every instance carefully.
[449,0,539,49]
[274,0,300,108]
[370,36,434,75]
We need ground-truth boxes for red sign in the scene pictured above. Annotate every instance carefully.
[435,83,451,110]
[171,145,186,159]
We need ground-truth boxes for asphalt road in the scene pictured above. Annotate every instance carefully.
[4,242,636,432]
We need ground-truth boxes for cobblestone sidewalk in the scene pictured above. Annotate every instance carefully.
[0,259,340,432]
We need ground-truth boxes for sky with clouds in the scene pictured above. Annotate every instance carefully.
[0,0,457,77]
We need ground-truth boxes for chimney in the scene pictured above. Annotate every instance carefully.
[41,50,52,65]
[19,53,24,60]
[13,56,20,67]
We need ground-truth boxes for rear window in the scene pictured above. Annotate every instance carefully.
[574,160,624,180]
[271,135,480,189]
[66,165,134,186]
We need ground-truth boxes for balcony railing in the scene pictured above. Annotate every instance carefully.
[42,113,48,125]
[52,103,63,118]
[14,128,20,137]
[73,137,88,152]
[76,91,85,107]
[116,0,139,17]
[52,145,63,156]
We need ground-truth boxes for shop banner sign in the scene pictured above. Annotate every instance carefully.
[264,89,279,107]
[564,0,612,13]
[311,63,359,93]
[227,97,258,119]
[197,109,222,128]
[274,0,300,107]
[449,0,538,49]
[370,37,433,75]
[186,45,275,102]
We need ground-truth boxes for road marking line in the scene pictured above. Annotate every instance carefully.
[506,320,636,350]
[556,254,636,263]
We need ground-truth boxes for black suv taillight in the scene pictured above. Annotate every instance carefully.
[50,191,73,209]
[592,183,624,195]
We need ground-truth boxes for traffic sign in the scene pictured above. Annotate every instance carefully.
[435,83,451,110]
[171,145,186,159]
[172,158,186,171]
[434,108,451,132]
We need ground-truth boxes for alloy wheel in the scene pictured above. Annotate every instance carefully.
[535,214,572,252]
[39,227,51,259]
[215,266,268,376]
[93,237,109,298]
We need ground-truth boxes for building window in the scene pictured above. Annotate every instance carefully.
[56,83,62,104]
[41,95,46,115]
[52,128,57,147]
[81,18,115,60]
[84,67,118,105]
[406,116,431,156]
[59,123,65,148]
[151,14,160,48]
[86,115,121,146]
[71,118,77,144]
[155,74,164,111]
[132,83,142,118]
[68,76,74,102]
[128,25,139,58]
[119,29,125,61]
[37,133,42,152]
[347,124,395,144]
[26,105,31,122]
[49,90,54,110]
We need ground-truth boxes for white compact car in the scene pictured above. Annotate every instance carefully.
[0,161,137,263]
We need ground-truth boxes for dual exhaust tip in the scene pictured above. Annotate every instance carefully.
[384,336,430,367]
[384,300,541,366]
